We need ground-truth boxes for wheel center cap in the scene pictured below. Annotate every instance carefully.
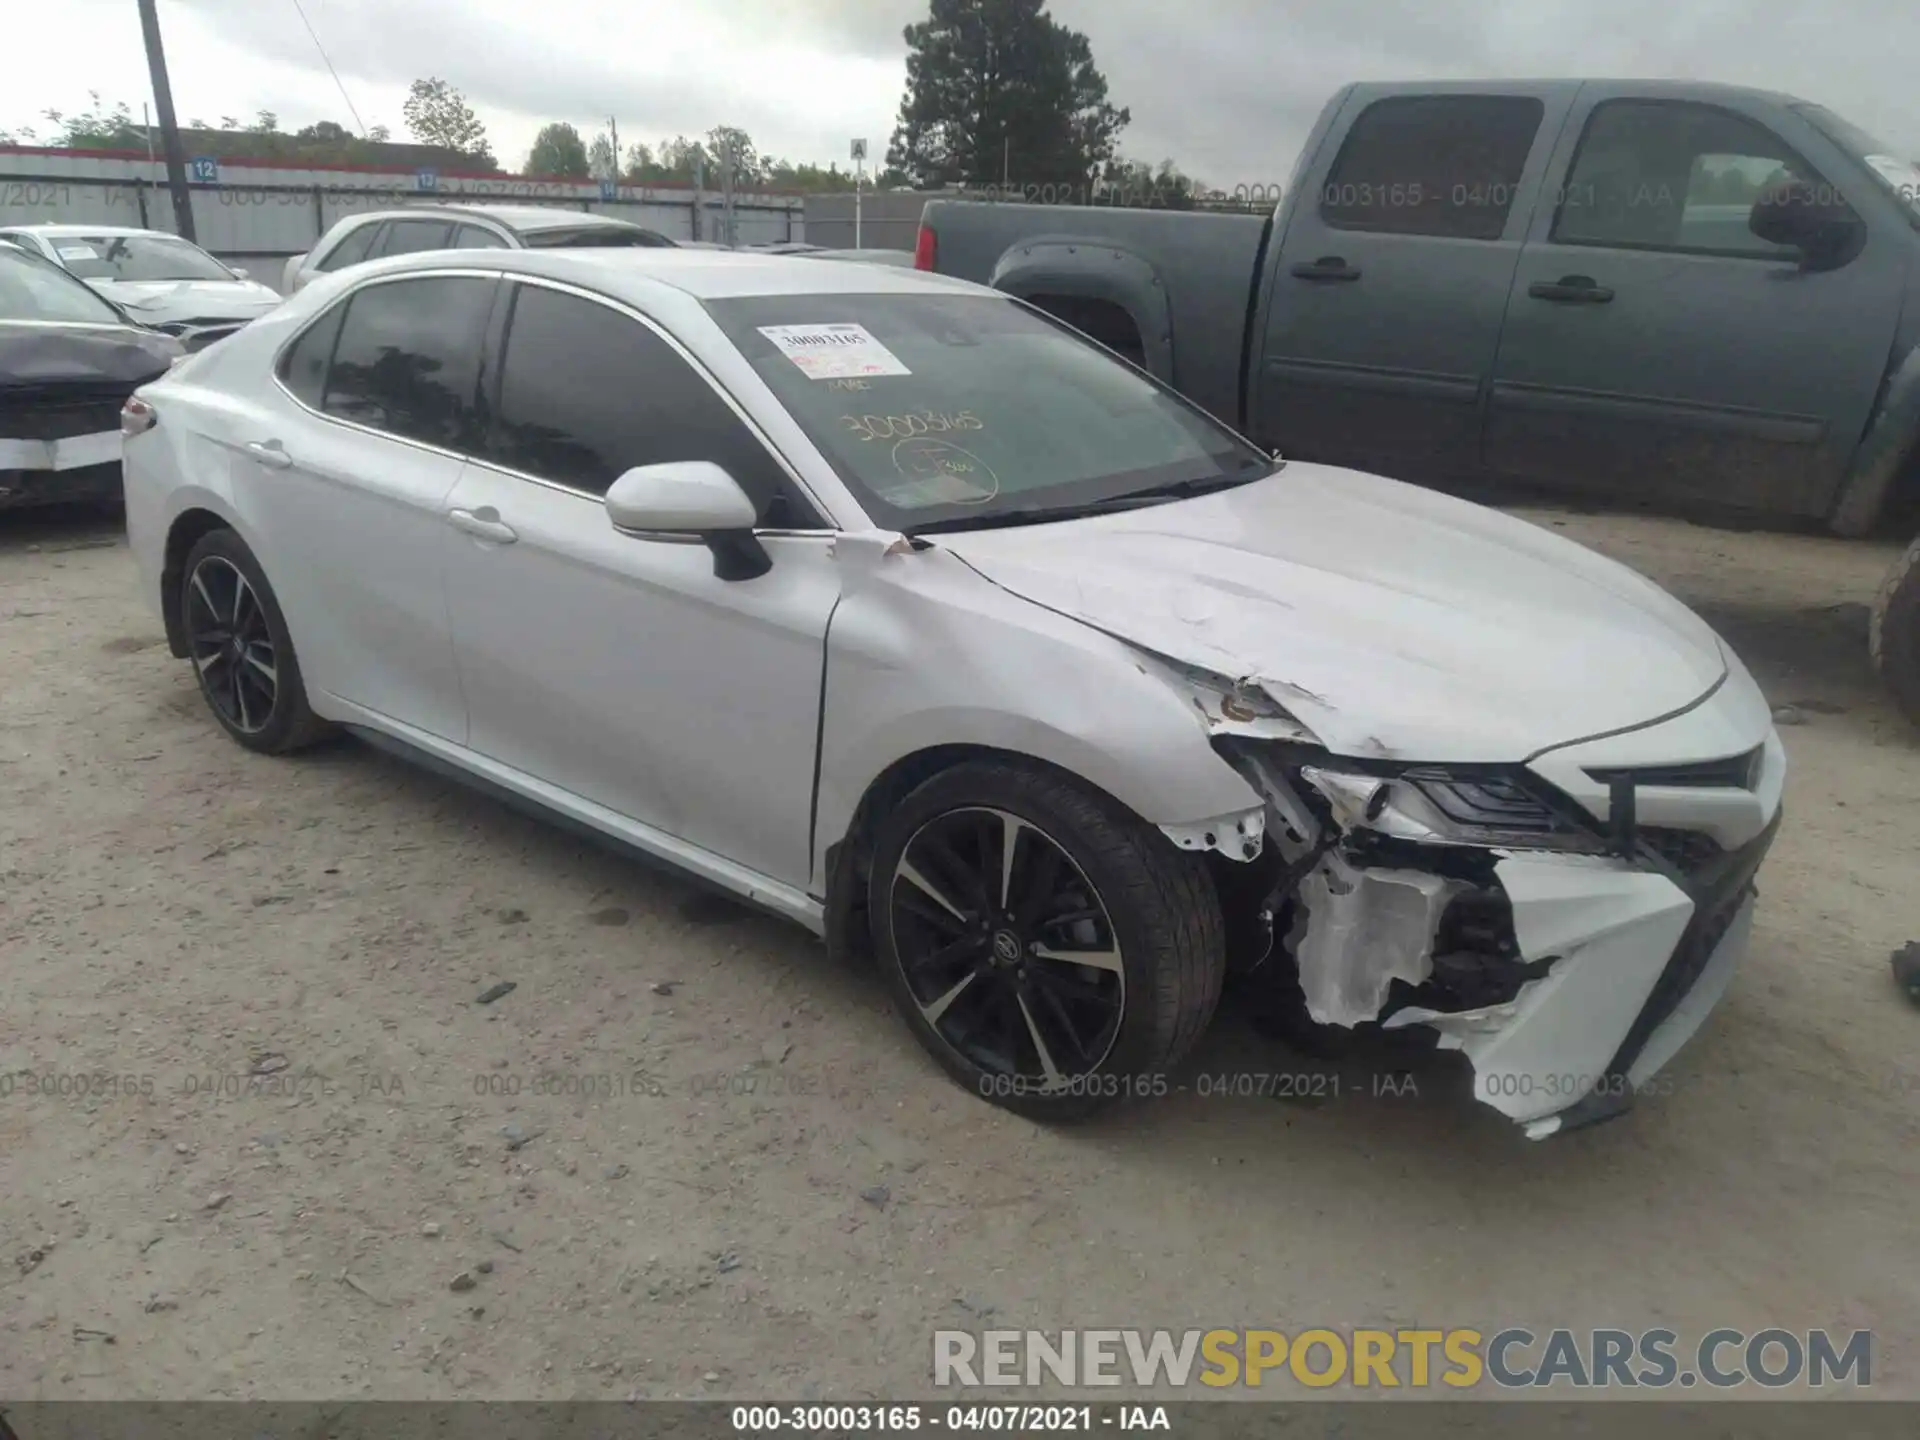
[990,929,1023,967]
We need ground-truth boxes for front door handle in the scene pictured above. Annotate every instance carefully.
[1528,275,1614,303]
[447,507,518,544]
[244,439,293,469]
[1290,256,1362,281]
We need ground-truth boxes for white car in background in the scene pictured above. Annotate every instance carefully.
[118,249,1783,1139]
[0,223,281,349]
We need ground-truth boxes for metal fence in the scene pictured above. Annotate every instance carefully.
[0,154,807,290]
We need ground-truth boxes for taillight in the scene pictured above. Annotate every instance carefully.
[914,223,937,271]
[121,396,157,437]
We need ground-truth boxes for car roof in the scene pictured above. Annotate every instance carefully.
[354,245,988,302]
[2,222,190,239]
[338,203,659,234]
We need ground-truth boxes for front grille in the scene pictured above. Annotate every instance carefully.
[0,391,132,441]
[1609,808,1781,1072]
[1587,747,1761,791]
[1641,825,1725,877]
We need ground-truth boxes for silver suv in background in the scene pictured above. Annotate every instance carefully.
[283,203,678,293]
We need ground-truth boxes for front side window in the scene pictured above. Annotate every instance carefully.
[374,220,454,258]
[1319,95,1545,240]
[704,292,1273,532]
[0,243,128,324]
[1553,101,1833,258]
[45,232,233,282]
[319,276,495,449]
[484,283,805,522]
[318,221,383,273]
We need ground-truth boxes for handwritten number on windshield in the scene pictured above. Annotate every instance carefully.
[841,411,983,443]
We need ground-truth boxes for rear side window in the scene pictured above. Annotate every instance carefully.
[318,221,382,272]
[1320,95,1545,239]
[483,282,806,523]
[374,219,454,258]
[454,224,509,249]
[521,226,675,249]
[277,301,347,408]
[319,276,496,450]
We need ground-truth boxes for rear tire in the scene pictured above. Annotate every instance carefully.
[178,528,332,754]
[1871,534,1920,731]
[867,760,1225,1121]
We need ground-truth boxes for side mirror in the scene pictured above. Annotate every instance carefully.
[604,461,770,581]
[231,266,250,279]
[1749,178,1865,270]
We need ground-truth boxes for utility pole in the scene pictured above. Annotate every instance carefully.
[609,115,618,184]
[720,137,736,248]
[137,0,197,242]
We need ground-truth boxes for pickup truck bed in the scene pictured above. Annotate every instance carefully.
[923,204,1270,426]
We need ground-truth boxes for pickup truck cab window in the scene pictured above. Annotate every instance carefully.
[1552,100,1830,259]
[1320,95,1545,240]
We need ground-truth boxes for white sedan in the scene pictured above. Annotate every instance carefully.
[0,223,281,346]
[120,249,1784,1138]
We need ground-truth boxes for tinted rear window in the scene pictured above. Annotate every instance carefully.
[520,225,675,248]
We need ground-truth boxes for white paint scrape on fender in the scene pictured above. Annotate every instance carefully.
[1294,853,1465,1028]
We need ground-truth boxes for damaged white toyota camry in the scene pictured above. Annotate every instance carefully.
[121,249,1783,1139]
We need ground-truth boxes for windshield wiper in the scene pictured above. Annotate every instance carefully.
[907,461,1282,536]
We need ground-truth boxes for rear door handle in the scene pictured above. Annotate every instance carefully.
[1290,256,1362,281]
[1528,275,1614,303]
[447,507,517,544]
[244,439,293,469]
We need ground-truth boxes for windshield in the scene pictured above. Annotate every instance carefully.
[1791,104,1920,220]
[0,243,130,324]
[49,232,235,282]
[522,225,675,249]
[704,292,1273,531]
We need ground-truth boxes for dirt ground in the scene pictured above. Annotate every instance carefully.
[1,501,1917,1403]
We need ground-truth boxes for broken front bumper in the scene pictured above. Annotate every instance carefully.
[1219,717,1784,1139]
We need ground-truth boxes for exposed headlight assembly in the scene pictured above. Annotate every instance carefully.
[1299,763,1607,853]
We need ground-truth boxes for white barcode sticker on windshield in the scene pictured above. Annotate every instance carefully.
[56,245,99,260]
[757,323,911,380]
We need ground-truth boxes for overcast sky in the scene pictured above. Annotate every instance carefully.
[10,0,1919,181]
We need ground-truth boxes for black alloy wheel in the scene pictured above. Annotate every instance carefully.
[868,760,1226,1120]
[177,528,331,754]
[186,554,277,735]
[890,805,1127,1088]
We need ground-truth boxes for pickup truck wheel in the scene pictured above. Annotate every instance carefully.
[1872,534,1920,731]
[867,760,1226,1121]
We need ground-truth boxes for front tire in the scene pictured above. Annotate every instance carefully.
[178,528,331,754]
[867,760,1225,1120]
[1872,534,1920,731]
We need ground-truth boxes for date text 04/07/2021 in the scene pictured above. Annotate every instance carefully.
[729,1403,1171,1431]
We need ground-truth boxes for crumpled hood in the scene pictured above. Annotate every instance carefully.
[933,464,1728,764]
[0,321,178,390]
[87,278,281,324]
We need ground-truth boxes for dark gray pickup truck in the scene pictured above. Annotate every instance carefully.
[916,79,1920,726]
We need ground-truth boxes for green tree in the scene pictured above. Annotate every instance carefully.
[706,125,766,188]
[526,122,590,178]
[1100,157,1197,209]
[36,92,144,148]
[886,0,1129,189]
[402,77,494,167]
